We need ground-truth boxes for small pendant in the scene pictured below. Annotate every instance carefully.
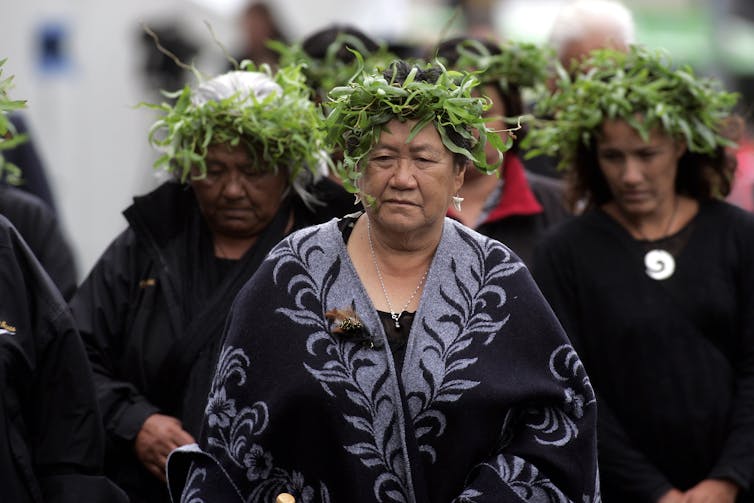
[644,249,675,281]
[391,312,401,328]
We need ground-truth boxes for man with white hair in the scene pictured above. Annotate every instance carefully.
[523,0,636,179]
[548,0,635,70]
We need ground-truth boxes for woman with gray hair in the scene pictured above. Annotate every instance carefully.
[69,65,352,503]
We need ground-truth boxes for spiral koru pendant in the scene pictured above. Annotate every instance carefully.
[644,249,675,280]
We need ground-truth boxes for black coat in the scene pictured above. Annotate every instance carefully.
[0,215,126,503]
[69,179,354,502]
[0,185,78,299]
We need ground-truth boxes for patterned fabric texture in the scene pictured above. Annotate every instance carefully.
[167,218,600,503]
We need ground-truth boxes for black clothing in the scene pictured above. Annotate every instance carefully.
[1,112,57,212]
[0,215,126,503]
[533,201,754,502]
[466,154,570,266]
[70,179,352,502]
[0,185,78,299]
[526,170,569,224]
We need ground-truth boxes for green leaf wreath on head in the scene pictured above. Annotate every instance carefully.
[522,45,739,171]
[270,33,398,104]
[445,38,553,94]
[141,61,326,183]
[0,59,28,185]
[323,58,514,194]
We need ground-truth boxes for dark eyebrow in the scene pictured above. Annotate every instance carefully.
[371,144,400,154]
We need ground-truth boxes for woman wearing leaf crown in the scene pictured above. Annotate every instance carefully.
[68,65,353,503]
[167,60,599,503]
[530,46,754,502]
[434,37,570,266]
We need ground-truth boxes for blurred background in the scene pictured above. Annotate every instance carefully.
[2,0,754,276]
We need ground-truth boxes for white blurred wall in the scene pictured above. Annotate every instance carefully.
[1,1,234,277]
[0,0,419,279]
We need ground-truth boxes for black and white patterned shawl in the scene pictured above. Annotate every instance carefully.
[167,217,600,503]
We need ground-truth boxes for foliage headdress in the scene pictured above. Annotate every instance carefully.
[324,58,512,193]
[0,59,28,184]
[523,45,739,171]
[142,62,326,183]
[437,38,552,95]
[271,31,398,104]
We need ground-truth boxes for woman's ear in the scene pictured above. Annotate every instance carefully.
[454,160,468,193]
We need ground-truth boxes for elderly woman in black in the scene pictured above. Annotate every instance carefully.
[69,65,351,502]
[531,47,754,502]
[167,60,599,503]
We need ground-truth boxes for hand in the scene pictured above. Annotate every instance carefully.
[134,413,195,481]
[657,488,684,503]
[682,479,739,503]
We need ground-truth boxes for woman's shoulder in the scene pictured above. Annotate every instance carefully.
[277,217,343,252]
[698,199,754,244]
[444,217,528,264]
[537,210,600,246]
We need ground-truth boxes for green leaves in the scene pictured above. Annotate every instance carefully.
[272,34,398,104]
[448,39,553,93]
[0,58,27,184]
[140,63,325,183]
[522,46,739,171]
[324,60,512,190]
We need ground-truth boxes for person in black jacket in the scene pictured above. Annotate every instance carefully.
[0,214,126,503]
[69,66,353,502]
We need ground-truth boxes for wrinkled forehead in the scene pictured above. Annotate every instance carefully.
[374,118,444,149]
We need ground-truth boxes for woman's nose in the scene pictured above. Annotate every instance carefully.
[390,159,417,187]
[621,158,644,185]
[221,170,246,198]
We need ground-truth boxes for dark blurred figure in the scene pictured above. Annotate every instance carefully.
[435,36,570,265]
[2,112,57,212]
[296,24,382,103]
[0,214,127,503]
[0,88,78,299]
[140,23,200,92]
[0,185,78,299]
[234,1,288,68]
[448,0,496,39]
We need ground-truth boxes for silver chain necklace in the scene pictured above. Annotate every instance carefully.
[366,217,428,328]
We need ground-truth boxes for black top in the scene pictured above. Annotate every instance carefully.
[472,169,570,266]
[0,185,78,299]
[532,200,754,502]
[0,215,126,503]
